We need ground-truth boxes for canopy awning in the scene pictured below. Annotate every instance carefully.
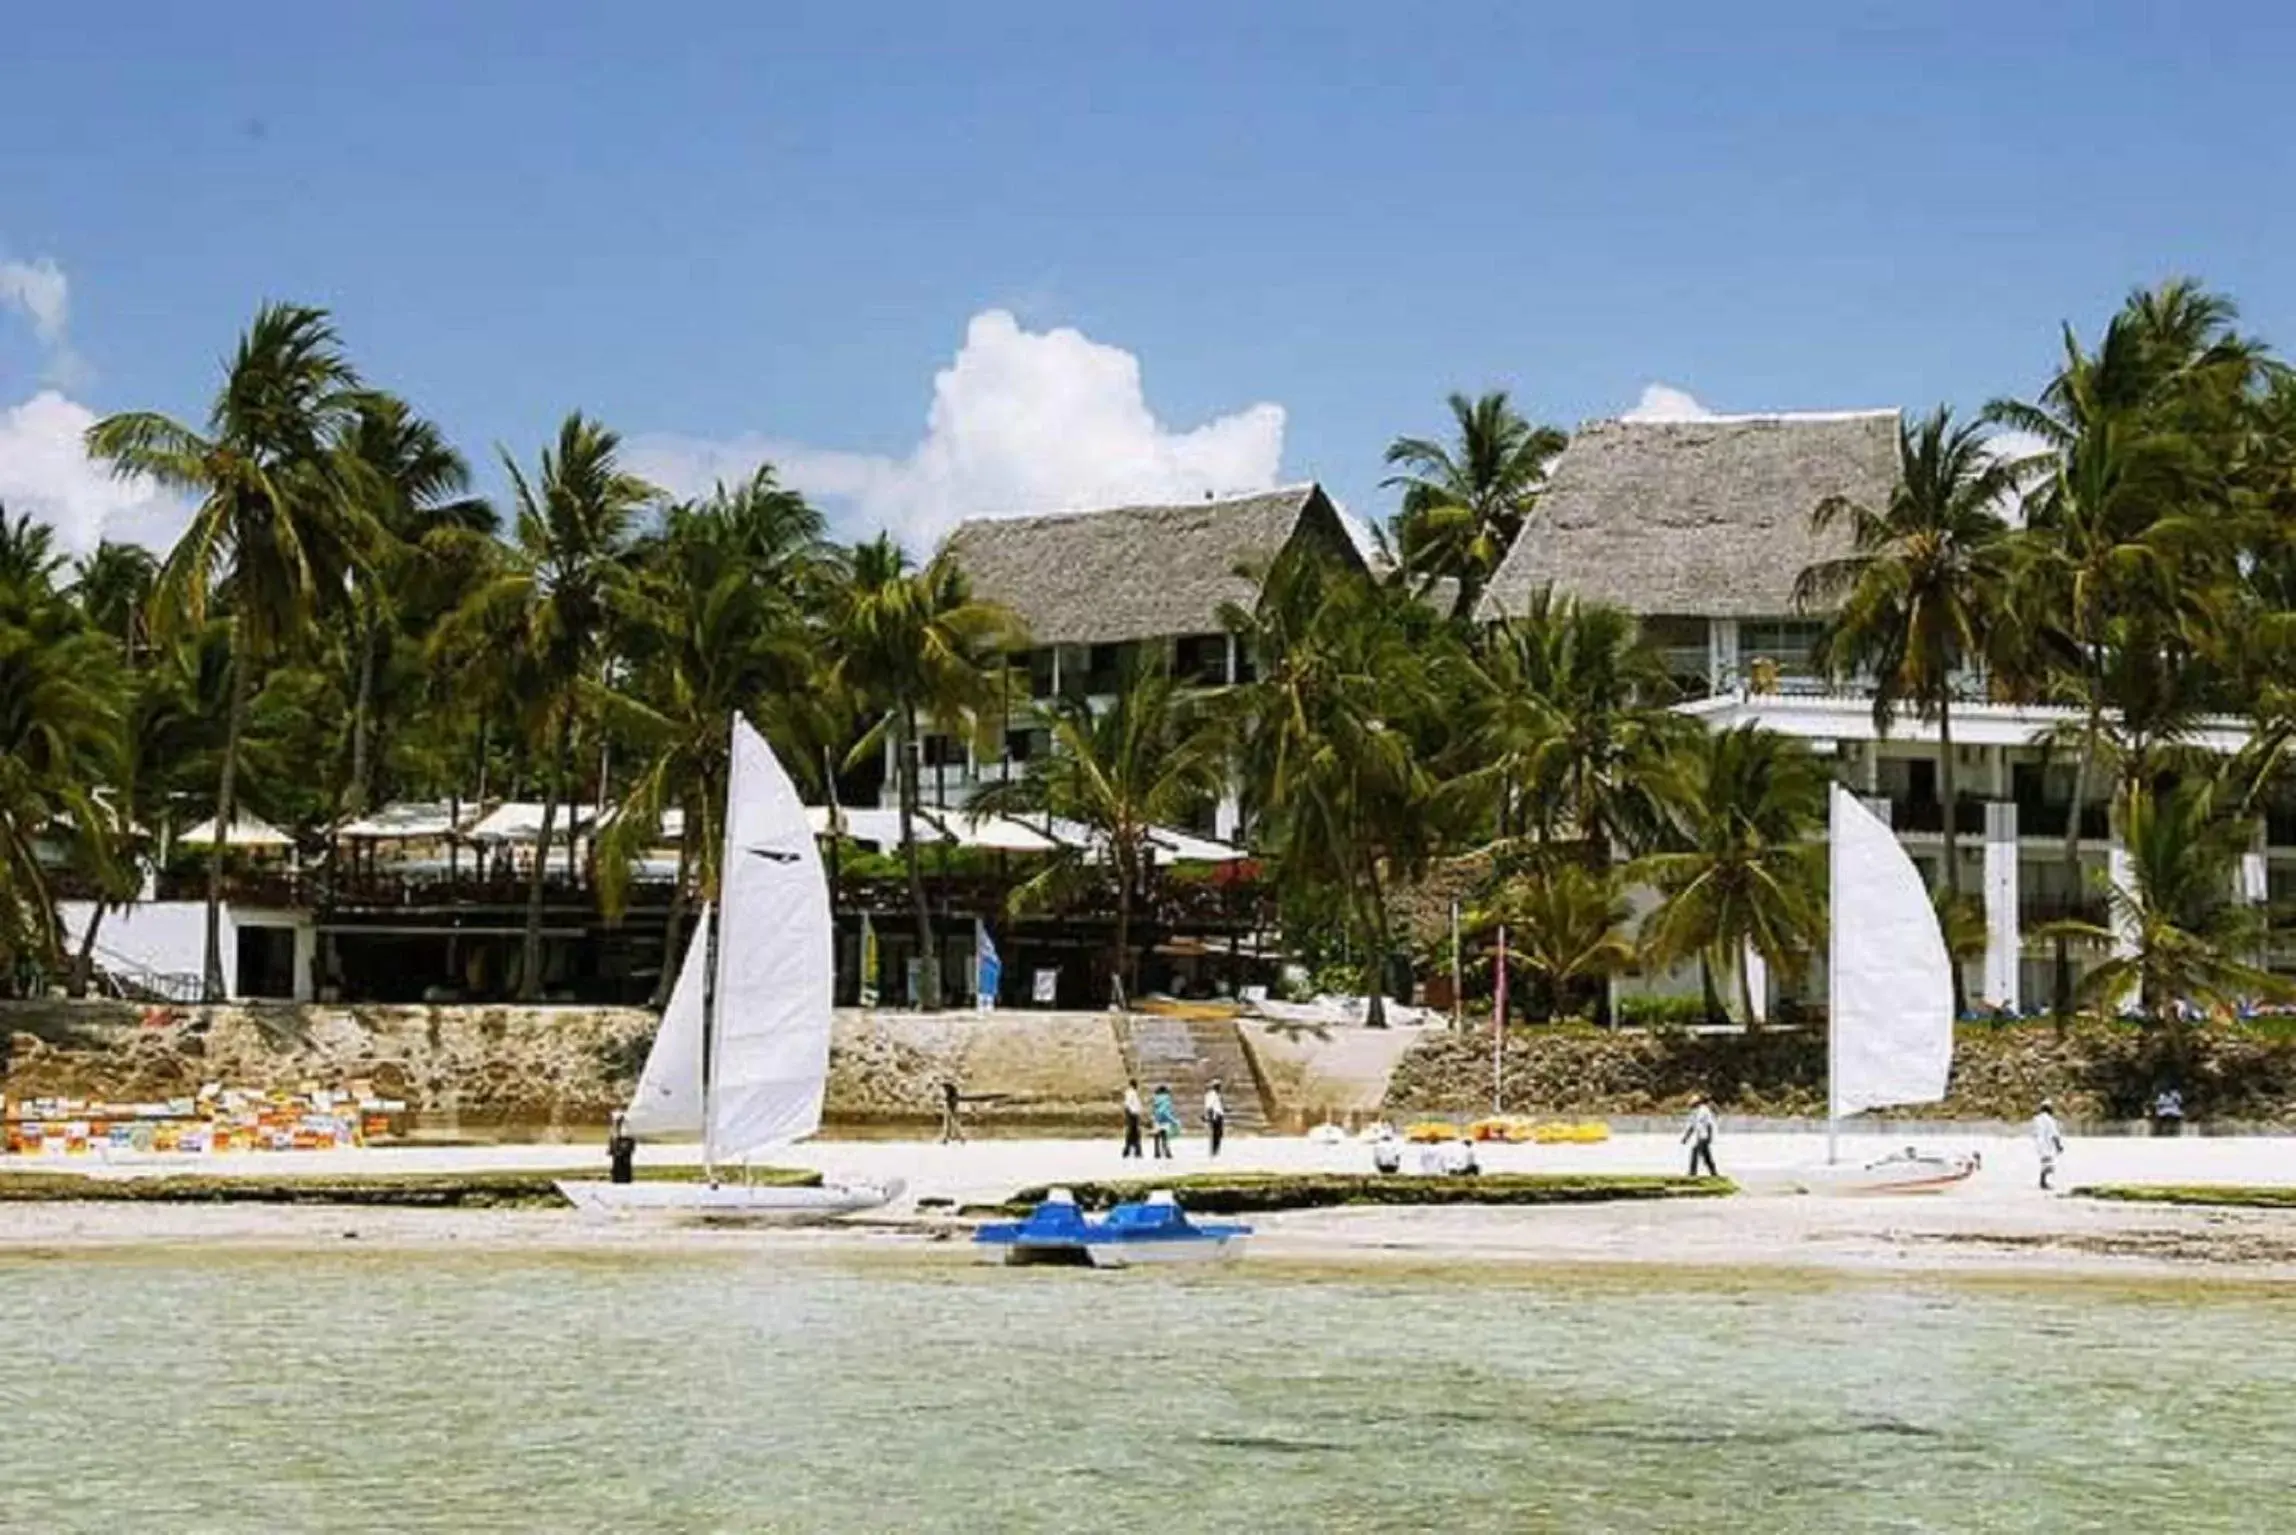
[178,813,293,850]
[466,802,599,844]
[338,802,466,840]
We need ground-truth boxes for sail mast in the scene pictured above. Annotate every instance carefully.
[1827,785,1842,1166]
[701,714,742,1179]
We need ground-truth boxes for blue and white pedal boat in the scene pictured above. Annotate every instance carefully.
[973,1188,1251,1268]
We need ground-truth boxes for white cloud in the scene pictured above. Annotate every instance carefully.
[0,254,89,389]
[0,257,67,345]
[0,390,190,555]
[628,309,1287,550]
[1620,382,1716,422]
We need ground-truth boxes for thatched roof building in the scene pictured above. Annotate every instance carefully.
[1478,412,1901,620]
[944,484,1363,646]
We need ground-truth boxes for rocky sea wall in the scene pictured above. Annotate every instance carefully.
[1384,1020,2296,1125]
[0,1001,1140,1135]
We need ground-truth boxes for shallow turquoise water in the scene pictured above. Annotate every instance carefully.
[5,1246,2294,1532]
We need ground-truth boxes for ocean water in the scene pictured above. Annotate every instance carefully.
[5,1245,2293,1533]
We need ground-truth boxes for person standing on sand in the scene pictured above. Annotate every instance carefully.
[2032,1100,2065,1190]
[1121,1081,1144,1158]
[1203,1080,1227,1157]
[1683,1097,1719,1177]
[938,1079,965,1144]
[606,1111,636,1185]
[2152,1085,2185,1138]
[1151,1084,1180,1158]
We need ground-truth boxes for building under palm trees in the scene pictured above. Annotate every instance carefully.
[932,482,1365,837]
[1480,409,2264,1015]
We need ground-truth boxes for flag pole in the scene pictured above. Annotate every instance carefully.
[1492,924,1508,1116]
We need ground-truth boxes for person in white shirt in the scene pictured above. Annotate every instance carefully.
[1682,1097,1719,1177]
[2031,1099,2065,1190]
[1203,1081,1227,1158]
[1121,1081,1144,1159]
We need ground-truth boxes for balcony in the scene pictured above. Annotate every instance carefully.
[2013,802,2111,841]
[1888,797,1989,837]
[2020,893,2109,928]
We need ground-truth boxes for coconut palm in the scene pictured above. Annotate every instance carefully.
[1473,860,1637,1022]
[86,302,377,999]
[975,652,1226,1006]
[1988,280,2263,1019]
[337,396,485,824]
[0,564,120,990]
[0,509,68,593]
[1453,585,1686,860]
[2037,779,2284,1024]
[1638,725,1828,1025]
[597,470,836,1004]
[435,413,651,1000]
[1794,406,2016,1009]
[1383,391,1567,621]
[824,535,1023,1009]
[71,541,160,664]
[1219,549,1440,1024]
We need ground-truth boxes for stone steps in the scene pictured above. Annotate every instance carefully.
[1118,1013,1268,1133]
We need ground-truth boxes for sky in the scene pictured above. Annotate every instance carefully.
[6,1,2296,556]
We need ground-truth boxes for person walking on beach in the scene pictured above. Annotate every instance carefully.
[938,1078,965,1144]
[1203,1080,1227,1158]
[1121,1080,1144,1158]
[2031,1099,2065,1190]
[1683,1096,1719,1177]
[1151,1084,1180,1159]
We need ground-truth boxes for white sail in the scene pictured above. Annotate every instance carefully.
[707,715,835,1160]
[623,905,709,1138]
[1829,784,1953,1116]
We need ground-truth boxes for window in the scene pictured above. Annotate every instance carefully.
[1174,633,1230,685]
[920,734,964,770]
[1026,648,1056,698]
[1739,618,1824,677]
[1005,728,1050,764]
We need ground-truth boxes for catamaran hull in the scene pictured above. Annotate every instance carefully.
[1781,1158,1978,1197]
[979,1235,1250,1268]
[555,1179,904,1223]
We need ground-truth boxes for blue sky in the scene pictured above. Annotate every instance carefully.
[6,1,2296,552]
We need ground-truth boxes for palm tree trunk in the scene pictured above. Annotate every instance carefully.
[2053,704,2102,1030]
[348,593,379,821]
[1361,844,1391,1028]
[204,628,254,1002]
[519,714,571,1003]
[1114,844,1134,1011]
[896,701,939,1010]
[1700,951,1724,1027]
[1938,692,1968,1018]
[1737,947,1759,1030]
[67,897,108,999]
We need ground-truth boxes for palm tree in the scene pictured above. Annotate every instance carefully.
[1473,861,1637,1022]
[436,414,651,1000]
[0,560,120,990]
[1988,280,2263,1019]
[598,469,835,1004]
[2038,779,2284,1024]
[71,541,160,665]
[1453,585,1686,860]
[0,509,68,592]
[1383,391,1567,621]
[86,303,377,1000]
[824,535,1022,1010]
[976,652,1225,1006]
[1639,725,1828,1025]
[1219,549,1440,1024]
[1795,406,2015,1010]
[337,396,482,825]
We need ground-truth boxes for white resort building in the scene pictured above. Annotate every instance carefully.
[1479,409,2267,1016]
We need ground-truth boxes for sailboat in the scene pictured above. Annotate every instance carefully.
[556,714,903,1221]
[1790,783,1979,1195]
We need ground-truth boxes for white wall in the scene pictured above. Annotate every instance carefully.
[55,901,313,1001]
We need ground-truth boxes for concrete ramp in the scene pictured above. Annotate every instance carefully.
[1119,1013,1268,1132]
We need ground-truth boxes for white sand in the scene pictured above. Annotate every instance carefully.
[5,1128,2295,1280]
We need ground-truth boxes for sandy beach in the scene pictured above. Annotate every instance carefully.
[5,1127,2295,1282]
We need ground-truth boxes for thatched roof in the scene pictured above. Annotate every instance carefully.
[1478,412,1901,620]
[944,484,1361,646]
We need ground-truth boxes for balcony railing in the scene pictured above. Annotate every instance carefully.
[2019,893,2110,928]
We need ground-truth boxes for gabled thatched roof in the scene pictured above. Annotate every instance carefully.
[1478,412,1901,620]
[944,484,1362,646]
